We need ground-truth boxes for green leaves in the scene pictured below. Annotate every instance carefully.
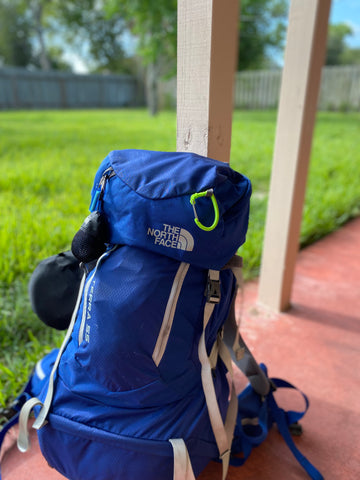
[106,0,177,66]
[326,23,354,65]
[0,1,33,67]
[238,0,288,70]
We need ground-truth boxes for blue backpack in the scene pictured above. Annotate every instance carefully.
[0,150,323,480]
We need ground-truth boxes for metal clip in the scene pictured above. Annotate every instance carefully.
[190,189,220,232]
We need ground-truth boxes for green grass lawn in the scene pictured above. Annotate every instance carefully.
[0,108,359,407]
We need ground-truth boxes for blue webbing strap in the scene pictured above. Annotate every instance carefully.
[271,377,310,425]
[267,389,324,480]
[230,394,270,466]
[230,368,323,478]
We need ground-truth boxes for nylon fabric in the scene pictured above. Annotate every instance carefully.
[29,244,236,480]
[9,150,324,480]
[90,150,251,269]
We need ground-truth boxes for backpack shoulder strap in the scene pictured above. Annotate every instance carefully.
[198,269,238,480]
[169,439,196,480]
[222,255,271,396]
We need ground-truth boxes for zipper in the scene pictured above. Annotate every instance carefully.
[152,262,190,367]
[90,167,116,212]
[78,246,117,345]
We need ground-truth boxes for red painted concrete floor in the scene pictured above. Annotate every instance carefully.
[1,217,360,480]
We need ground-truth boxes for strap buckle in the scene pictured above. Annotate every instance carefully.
[0,406,18,424]
[0,392,29,425]
[206,271,221,303]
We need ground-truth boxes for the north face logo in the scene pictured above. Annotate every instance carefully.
[147,224,194,252]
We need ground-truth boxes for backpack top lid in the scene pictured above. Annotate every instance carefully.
[90,149,251,269]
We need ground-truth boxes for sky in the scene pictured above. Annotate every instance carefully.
[330,0,360,48]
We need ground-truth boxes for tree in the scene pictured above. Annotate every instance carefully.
[55,0,132,74]
[0,0,73,70]
[28,0,53,70]
[326,23,354,65]
[0,2,33,67]
[238,0,288,70]
[340,48,360,66]
[325,22,360,66]
[106,0,287,114]
[106,0,177,115]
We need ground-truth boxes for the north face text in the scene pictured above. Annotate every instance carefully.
[147,224,194,252]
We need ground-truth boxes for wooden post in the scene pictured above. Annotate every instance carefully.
[176,0,239,163]
[258,0,332,311]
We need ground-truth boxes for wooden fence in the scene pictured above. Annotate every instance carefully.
[159,65,360,111]
[318,65,360,110]
[1,65,359,111]
[234,69,281,109]
[0,67,142,109]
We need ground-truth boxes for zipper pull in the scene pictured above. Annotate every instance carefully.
[89,167,115,212]
[90,187,102,213]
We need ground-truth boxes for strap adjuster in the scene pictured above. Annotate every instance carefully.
[219,448,230,460]
[206,271,221,303]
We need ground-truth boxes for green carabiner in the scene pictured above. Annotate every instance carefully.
[190,189,219,232]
